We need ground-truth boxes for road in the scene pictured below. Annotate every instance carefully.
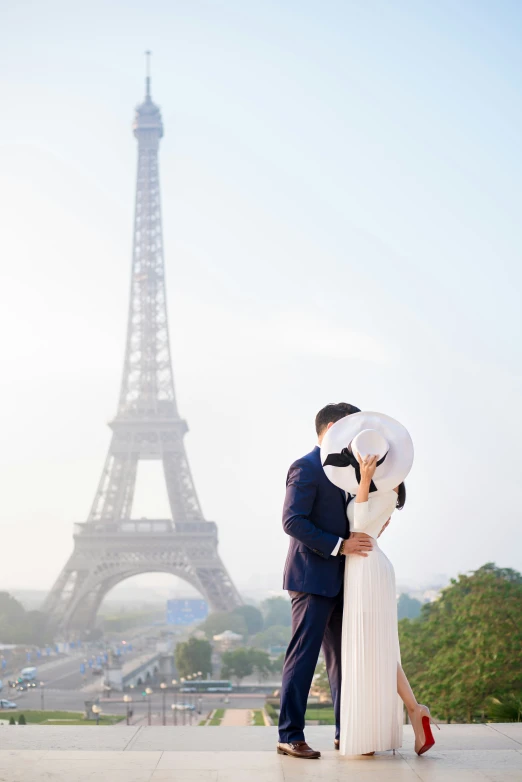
[3,636,157,691]
[2,638,267,721]
[1,625,271,725]
[1,635,156,707]
[2,686,266,724]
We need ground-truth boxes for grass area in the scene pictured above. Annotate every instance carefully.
[305,707,335,725]
[251,710,265,726]
[263,702,333,725]
[265,702,278,722]
[208,708,225,726]
[0,710,123,726]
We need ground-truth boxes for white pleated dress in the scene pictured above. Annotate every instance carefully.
[339,491,403,755]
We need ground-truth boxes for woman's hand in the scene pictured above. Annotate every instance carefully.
[356,453,378,483]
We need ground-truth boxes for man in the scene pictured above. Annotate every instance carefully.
[277,402,373,759]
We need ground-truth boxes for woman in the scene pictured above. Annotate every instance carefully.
[321,413,438,757]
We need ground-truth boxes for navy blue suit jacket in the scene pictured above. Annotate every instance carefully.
[282,446,350,598]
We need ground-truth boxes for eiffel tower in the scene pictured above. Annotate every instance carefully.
[43,58,242,635]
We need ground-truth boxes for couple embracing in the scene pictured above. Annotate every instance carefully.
[277,402,438,759]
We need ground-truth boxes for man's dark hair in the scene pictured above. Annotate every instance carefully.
[315,402,361,436]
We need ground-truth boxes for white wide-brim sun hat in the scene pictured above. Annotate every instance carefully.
[320,411,414,494]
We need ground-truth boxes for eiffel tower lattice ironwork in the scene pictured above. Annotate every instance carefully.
[43,64,242,634]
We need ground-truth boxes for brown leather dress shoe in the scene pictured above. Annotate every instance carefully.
[334,739,339,750]
[277,741,321,759]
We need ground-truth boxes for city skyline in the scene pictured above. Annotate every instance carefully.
[1,1,521,601]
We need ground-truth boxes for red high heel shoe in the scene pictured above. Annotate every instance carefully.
[412,705,439,756]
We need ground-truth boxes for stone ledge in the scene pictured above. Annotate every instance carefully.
[1,724,521,751]
[0,725,521,781]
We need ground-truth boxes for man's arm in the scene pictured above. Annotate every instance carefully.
[282,460,339,559]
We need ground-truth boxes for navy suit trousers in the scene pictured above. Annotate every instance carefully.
[278,588,343,743]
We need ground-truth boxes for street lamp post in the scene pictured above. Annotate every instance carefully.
[145,688,153,726]
[191,674,198,723]
[181,678,186,726]
[123,694,132,726]
[172,679,178,726]
[196,671,203,720]
[187,675,192,716]
[39,682,45,711]
[160,682,167,726]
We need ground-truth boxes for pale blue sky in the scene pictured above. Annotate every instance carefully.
[1,1,521,597]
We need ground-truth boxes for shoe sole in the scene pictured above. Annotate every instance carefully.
[276,748,320,759]
[416,717,436,756]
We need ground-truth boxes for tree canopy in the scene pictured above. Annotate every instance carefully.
[0,592,51,645]
[221,647,273,684]
[251,624,291,650]
[231,605,264,635]
[261,596,291,628]
[174,637,212,679]
[397,593,422,620]
[221,648,253,685]
[400,563,522,722]
[198,611,248,640]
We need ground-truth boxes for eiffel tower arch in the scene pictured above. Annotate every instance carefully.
[43,62,242,635]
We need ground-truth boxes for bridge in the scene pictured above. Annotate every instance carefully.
[82,647,175,694]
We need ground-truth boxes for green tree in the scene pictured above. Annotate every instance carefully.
[400,563,522,723]
[261,597,291,628]
[270,652,285,675]
[397,593,422,620]
[0,592,52,646]
[221,648,254,685]
[198,612,248,640]
[175,637,212,679]
[231,605,264,635]
[221,648,273,683]
[312,661,330,699]
[487,694,522,722]
[18,714,26,724]
[251,625,291,650]
[0,592,25,620]
[249,649,272,680]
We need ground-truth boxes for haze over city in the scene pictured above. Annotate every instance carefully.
[1,0,521,604]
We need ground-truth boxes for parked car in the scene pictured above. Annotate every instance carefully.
[91,666,103,675]
[0,699,17,709]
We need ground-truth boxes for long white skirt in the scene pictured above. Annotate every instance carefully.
[339,540,403,755]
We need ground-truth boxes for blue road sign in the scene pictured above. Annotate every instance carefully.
[166,599,208,626]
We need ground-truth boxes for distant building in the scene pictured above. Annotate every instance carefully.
[166,599,208,626]
[212,630,243,652]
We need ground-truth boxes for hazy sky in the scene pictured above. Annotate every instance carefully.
[1,0,521,601]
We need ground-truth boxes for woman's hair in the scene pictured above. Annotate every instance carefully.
[396,482,406,510]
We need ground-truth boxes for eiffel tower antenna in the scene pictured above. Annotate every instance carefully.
[145,49,151,98]
[43,67,242,636]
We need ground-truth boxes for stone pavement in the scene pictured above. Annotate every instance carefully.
[0,724,521,781]
[220,709,251,726]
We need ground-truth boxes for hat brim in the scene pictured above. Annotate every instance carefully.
[320,411,413,493]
